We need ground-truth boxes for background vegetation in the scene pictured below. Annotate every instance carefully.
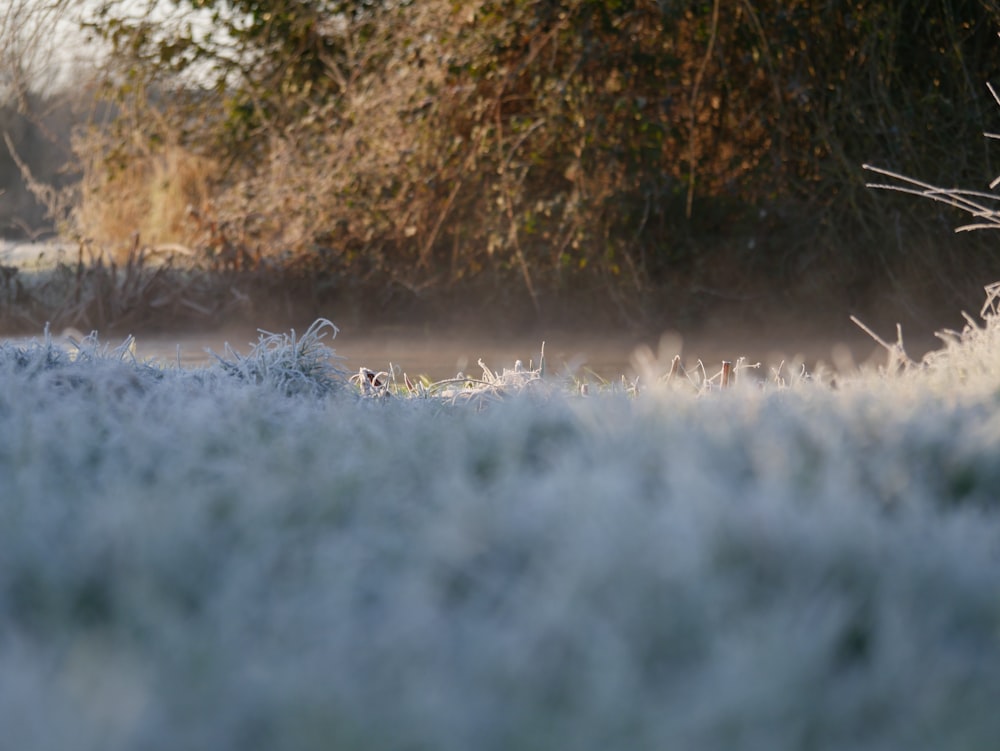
[6,0,1000,331]
[0,0,82,238]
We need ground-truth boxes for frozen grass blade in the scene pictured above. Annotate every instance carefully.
[864,79,1000,234]
[863,163,1000,232]
[209,318,346,397]
[850,314,917,373]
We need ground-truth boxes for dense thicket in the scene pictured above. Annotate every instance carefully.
[76,0,1000,322]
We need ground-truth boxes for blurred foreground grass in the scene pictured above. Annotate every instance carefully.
[1,288,1000,750]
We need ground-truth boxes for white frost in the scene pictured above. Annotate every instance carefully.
[2,297,1000,750]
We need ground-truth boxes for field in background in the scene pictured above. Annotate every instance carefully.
[0,237,961,381]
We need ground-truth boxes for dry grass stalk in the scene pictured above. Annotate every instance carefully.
[72,123,219,260]
[668,354,682,381]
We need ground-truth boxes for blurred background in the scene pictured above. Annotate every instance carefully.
[4,0,1000,371]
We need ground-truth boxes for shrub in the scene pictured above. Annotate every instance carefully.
[64,0,1000,315]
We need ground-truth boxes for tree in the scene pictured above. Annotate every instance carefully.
[86,0,394,147]
[1,0,76,106]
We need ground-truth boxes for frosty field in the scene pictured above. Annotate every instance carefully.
[2,304,1000,751]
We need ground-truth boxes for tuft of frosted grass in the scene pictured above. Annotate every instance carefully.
[3,303,1000,750]
[349,346,550,406]
[209,318,347,397]
[424,355,550,407]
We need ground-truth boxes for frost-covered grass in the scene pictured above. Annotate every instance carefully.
[2,301,1000,751]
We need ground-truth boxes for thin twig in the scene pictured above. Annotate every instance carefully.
[686,0,721,219]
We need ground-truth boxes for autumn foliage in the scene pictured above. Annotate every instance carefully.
[74,0,1000,321]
